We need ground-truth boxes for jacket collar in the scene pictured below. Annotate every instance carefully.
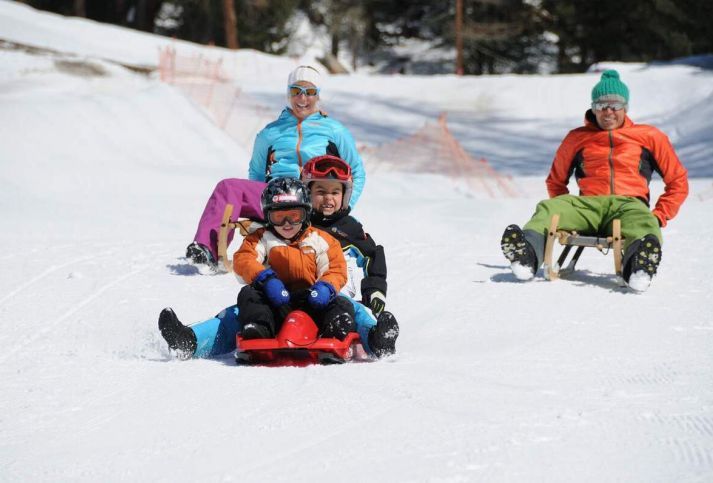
[311,208,351,227]
[280,108,327,123]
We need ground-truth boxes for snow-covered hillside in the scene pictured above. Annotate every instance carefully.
[1,1,713,481]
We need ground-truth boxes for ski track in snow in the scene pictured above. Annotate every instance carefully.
[0,263,151,364]
[0,254,101,307]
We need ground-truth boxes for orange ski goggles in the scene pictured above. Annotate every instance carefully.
[268,207,308,226]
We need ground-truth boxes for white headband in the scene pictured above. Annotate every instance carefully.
[288,65,320,88]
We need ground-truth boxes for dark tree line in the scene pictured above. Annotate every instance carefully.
[19,0,713,74]
[541,0,713,73]
[19,0,163,32]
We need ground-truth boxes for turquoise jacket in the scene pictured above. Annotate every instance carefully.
[248,109,366,207]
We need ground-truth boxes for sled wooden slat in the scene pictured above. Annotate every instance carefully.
[544,214,624,282]
[612,219,623,277]
[218,203,235,273]
[218,205,257,274]
[543,214,560,280]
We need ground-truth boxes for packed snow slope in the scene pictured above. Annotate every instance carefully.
[1,2,713,482]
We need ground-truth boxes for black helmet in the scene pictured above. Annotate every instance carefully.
[261,178,312,231]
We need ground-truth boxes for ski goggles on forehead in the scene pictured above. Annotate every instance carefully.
[288,85,320,97]
[268,207,307,226]
[592,101,627,111]
[310,157,352,180]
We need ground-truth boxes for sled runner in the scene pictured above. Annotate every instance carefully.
[235,310,369,366]
[218,203,259,273]
[543,214,624,283]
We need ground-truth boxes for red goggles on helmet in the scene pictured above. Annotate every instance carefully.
[303,155,352,181]
[268,207,307,226]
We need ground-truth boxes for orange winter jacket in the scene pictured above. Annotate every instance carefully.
[233,225,347,292]
[546,111,688,227]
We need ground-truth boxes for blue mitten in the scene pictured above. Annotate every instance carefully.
[308,281,336,309]
[254,269,290,307]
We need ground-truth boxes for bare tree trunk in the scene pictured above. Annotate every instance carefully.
[350,31,359,71]
[455,0,464,75]
[331,31,339,57]
[136,0,147,30]
[223,0,239,49]
[74,0,86,17]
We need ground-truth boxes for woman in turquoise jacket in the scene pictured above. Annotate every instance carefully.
[186,65,366,267]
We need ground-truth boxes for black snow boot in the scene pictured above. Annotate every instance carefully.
[241,321,274,340]
[500,224,537,280]
[158,308,197,357]
[321,312,356,341]
[623,235,662,292]
[368,311,400,358]
[185,242,217,268]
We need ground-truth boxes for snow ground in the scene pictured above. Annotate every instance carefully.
[1,2,713,481]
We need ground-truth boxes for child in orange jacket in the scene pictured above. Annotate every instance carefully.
[233,177,355,340]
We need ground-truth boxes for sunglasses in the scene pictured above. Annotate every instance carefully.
[309,157,351,181]
[268,207,307,226]
[289,85,320,97]
[592,101,627,111]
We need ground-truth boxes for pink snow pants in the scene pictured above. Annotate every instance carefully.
[192,178,267,259]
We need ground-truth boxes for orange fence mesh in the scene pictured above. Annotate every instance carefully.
[361,113,519,198]
[158,46,274,148]
[159,47,519,198]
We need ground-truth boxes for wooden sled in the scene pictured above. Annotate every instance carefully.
[543,214,625,284]
[217,203,258,273]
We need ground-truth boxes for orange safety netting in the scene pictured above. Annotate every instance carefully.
[158,46,274,148]
[361,113,519,198]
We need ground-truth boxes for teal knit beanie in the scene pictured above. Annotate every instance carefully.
[591,70,629,103]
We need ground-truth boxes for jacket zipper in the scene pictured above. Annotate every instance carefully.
[296,118,303,167]
[608,130,615,194]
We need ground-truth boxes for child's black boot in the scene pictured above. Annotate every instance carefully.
[158,308,197,357]
[369,311,399,358]
[322,312,355,340]
[241,321,274,339]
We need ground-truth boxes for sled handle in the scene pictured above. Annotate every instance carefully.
[218,203,235,273]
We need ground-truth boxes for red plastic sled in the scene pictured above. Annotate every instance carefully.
[235,310,369,366]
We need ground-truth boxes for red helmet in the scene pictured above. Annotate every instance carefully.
[301,155,353,211]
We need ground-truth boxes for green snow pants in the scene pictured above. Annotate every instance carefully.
[522,194,662,268]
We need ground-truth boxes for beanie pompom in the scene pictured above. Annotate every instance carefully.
[601,70,620,80]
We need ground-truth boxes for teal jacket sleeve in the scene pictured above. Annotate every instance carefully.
[248,129,270,181]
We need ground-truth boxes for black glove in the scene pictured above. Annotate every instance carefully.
[368,291,386,318]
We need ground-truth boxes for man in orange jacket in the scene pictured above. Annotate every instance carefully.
[501,69,688,292]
